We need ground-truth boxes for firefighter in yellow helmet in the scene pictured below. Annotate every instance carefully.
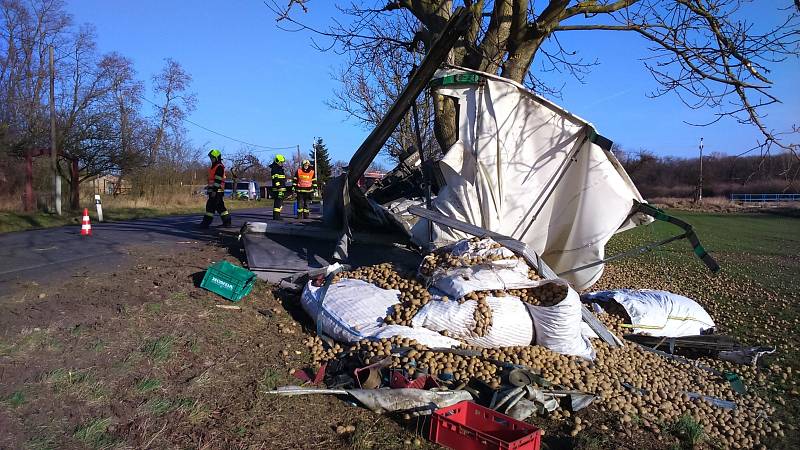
[200,149,231,228]
[293,159,317,219]
[270,154,287,220]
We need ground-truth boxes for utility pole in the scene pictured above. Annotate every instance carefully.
[49,45,61,215]
[313,138,318,197]
[698,137,704,203]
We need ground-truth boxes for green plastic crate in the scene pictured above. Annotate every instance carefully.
[200,261,257,302]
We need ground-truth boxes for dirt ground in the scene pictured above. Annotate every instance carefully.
[0,230,796,449]
[0,239,435,449]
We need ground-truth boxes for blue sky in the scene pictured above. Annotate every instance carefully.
[65,1,799,164]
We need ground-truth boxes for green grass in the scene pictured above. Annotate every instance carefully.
[25,436,56,450]
[187,336,200,354]
[73,417,116,449]
[135,378,161,393]
[609,209,800,296]
[4,390,25,408]
[170,292,189,302]
[141,336,174,362]
[0,329,58,357]
[0,211,75,233]
[141,396,203,419]
[669,415,704,449]
[89,339,106,352]
[143,397,175,416]
[257,368,282,392]
[41,368,107,402]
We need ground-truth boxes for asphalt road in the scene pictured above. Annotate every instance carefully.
[0,207,276,296]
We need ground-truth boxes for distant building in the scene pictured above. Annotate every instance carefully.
[84,174,131,195]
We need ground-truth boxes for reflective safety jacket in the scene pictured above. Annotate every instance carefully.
[208,162,225,193]
[269,162,287,193]
[293,167,317,193]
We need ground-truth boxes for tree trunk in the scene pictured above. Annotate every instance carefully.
[70,158,79,210]
[501,36,545,83]
[433,94,458,153]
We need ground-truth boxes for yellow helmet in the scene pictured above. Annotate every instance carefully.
[302,159,311,166]
[274,154,286,164]
[208,149,222,159]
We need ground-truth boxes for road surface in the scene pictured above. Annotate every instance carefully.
[0,208,276,296]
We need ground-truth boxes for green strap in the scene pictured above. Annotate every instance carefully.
[724,371,747,394]
[634,201,720,273]
[429,73,482,88]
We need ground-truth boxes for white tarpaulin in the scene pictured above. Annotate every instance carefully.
[411,68,651,290]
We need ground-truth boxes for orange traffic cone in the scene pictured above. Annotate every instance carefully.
[81,208,92,236]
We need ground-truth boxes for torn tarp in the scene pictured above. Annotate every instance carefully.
[265,386,472,415]
[411,67,651,290]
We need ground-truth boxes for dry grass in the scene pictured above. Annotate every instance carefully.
[649,196,740,211]
[0,191,258,233]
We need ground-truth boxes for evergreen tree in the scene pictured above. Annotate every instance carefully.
[309,137,332,188]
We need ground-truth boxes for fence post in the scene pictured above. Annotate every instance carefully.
[95,194,104,222]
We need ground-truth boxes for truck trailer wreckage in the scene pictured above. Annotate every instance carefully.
[237,9,788,449]
[241,6,717,343]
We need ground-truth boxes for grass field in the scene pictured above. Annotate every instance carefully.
[608,210,800,297]
[0,209,797,449]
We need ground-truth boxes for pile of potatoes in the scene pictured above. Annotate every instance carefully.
[346,336,504,388]
[307,332,784,448]
[317,245,785,447]
[304,335,343,363]
[596,310,628,335]
[506,283,569,307]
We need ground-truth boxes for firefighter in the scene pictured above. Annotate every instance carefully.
[293,159,317,219]
[200,149,231,228]
[269,154,287,220]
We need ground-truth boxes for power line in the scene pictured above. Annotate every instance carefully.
[137,95,296,151]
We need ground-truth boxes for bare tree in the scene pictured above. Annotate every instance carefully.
[269,0,799,164]
[57,30,141,187]
[326,12,438,161]
[149,58,195,164]
[228,148,262,185]
[0,0,72,154]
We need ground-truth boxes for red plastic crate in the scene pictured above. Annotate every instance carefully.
[430,401,541,450]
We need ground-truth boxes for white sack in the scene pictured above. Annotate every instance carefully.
[300,279,461,348]
[430,259,537,299]
[584,289,715,337]
[301,279,398,343]
[525,280,595,359]
[411,68,651,290]
[412,296,534,348]
[372,325,462,348]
